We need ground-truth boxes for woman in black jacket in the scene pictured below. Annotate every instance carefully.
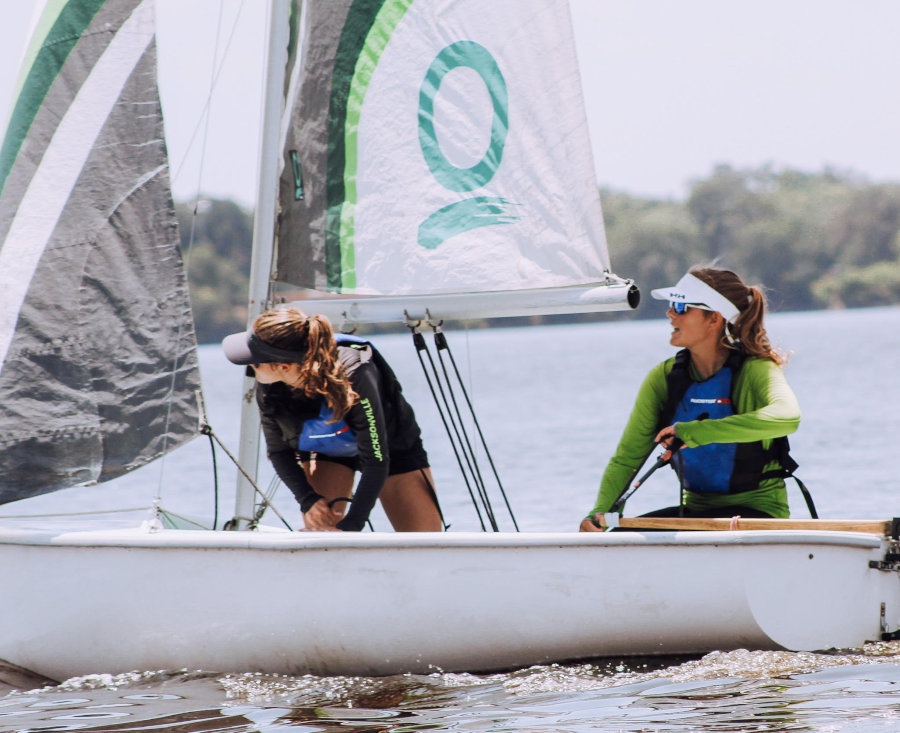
[223,307,442,532]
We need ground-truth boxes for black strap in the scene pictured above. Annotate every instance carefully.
[326,496,373,531]
[657,349,692,432]
[759,437,817,518]
[791,475,818,519]
[420,468,450,531]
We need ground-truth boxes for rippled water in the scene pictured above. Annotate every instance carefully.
[4,645,900,731]
[3,307,900,731]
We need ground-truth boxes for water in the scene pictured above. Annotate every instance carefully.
[3,306,900,731]
[4,647,900,731]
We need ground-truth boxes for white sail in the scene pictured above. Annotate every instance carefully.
[276,0,637,323]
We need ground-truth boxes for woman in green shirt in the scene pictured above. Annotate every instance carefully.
[580,267,801,531]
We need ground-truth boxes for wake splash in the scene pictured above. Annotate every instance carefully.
[4,643,900,732]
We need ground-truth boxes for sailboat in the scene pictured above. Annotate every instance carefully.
[1,0,899,682]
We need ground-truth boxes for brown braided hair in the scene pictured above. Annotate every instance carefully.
[252,307,359,418]
[690,267,785,365]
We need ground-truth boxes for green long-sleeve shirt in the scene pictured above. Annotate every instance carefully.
[585,354,801,519]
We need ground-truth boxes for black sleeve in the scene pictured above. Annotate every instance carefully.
[258,387,323,512]
[337,362,390,531]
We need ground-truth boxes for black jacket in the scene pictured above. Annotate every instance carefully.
[258,341,422,530]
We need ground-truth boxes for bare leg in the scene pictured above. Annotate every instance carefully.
[378,467,442,532]
[301,459,355,521]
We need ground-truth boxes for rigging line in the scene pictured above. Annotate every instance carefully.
[430,328,503,530]
[422,323,499,530]
[197,395,294,531]
[408,324,487,531]
[151,2,249,505]
[187,0,226,201]
[168,0,250,194]
[0,507,152,519]
[419,328,499,532]
[433,328,519,531]
[171,0,248,514]
[251,475,283,525]
[158,509,209,530]
[258,477,375,532]
[153,201,205,508]
[206,432,219,530]
[415,325,497,530]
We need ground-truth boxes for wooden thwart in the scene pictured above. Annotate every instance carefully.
[594,516,895,535]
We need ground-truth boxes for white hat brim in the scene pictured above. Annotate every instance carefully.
[650,273,740,322]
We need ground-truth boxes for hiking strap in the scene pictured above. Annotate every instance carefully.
[420,468,450,530]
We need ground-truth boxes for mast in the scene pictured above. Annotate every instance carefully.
[231,0,291,529]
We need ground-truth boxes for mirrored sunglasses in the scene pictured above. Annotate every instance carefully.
[669,301,713,314]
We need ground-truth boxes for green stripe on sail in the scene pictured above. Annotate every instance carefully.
[324,0,413,292]
[3,1,67,130]
[0,0,107,196]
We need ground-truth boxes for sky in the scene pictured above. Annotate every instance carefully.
[1,0,899,209]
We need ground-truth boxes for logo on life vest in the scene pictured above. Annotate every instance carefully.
[690,397,731,404]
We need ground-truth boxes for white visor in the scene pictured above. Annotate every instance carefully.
[650,273,740,322]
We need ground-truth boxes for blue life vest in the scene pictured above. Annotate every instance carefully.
[654,348,817,516]
[659,349,799,495]
[334,333,370,348]
[296,333,371,457]
[671,366,737,493]
[298,402,358,457]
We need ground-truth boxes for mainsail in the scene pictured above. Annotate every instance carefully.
[0,0,201,503]
[276,0,637,323]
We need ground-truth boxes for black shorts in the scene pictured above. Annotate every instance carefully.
[298,435,429,476]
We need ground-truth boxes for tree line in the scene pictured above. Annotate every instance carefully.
[604,164,900,314]
[178,164,900,344]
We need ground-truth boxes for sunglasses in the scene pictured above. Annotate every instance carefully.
[669,301,713,314]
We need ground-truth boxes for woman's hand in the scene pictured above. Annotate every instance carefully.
[579,517,604,532]
[302,497,343,530]
[653,424,682,462]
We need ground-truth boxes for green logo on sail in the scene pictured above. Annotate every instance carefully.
[417,41,519,249]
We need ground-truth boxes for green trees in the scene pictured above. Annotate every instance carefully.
[176,199,252,344]
[176,166,900,342]
[604,165,900,313]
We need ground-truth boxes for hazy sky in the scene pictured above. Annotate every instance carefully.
[1,0,898,208]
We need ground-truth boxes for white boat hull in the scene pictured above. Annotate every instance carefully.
[2,527,898,680]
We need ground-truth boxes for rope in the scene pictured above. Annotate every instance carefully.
[250,474,284,526]
[408,322,490,531]
[407,318,516,531]
[169,0,249,191]
[430,330,496,528]
[196,391,294,531]
[206,431,220,530]
[0,507,150,520]
[432,327,518,531]
[420,467,450,531]
[151,2,249,511]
